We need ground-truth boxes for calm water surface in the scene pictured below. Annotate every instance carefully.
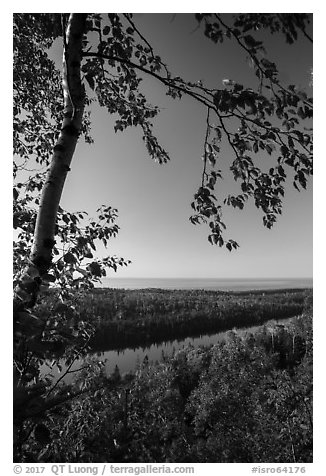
[91,324,260,375]
[42,279,311,382]
[43,318,290,382]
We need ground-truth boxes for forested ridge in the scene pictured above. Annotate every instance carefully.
[17,294,312,463]
[34,287,311,352]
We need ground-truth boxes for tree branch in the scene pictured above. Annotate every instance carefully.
[201,108,211,186]
[82,51,213,110]
[214,14,313,109]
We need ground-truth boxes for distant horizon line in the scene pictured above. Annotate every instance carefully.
[104,276,313,281]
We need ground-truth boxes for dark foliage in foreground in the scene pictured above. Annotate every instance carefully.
[15,304,312,463]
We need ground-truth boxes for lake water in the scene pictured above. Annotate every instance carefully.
[90,322,264,375]
[43,318,290,383]
[42,278,311,383]
[98,277,312,292]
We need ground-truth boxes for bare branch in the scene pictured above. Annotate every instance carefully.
[201,108,211,186]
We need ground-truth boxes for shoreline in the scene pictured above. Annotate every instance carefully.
[93,286,312,295]
[95,277,313,292]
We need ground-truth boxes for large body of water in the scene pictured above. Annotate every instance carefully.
[99,277,312,291]
[44,319,282,382]
[46,314,299,383]
[90,320,279,376]
[43,278,311,383]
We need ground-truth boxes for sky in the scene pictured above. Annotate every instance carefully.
[55,13,313,280]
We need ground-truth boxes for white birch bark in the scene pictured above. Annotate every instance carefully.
[14,14,87,311]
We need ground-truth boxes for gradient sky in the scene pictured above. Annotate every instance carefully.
[55,13,313,279]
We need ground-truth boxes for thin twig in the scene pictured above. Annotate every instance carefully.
[82,51,213,110]
[214,14,313,109]
[67,366,89,374]
[123,13,155,58]
[215,109,241,162]
[46,336,92,397]
[201,108,211,187]
[123,13,170,77]
[276,14,312,43]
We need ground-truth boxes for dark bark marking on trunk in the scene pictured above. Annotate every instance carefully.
[13,13,88,312]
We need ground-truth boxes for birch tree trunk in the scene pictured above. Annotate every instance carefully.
[13,14,87,312]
